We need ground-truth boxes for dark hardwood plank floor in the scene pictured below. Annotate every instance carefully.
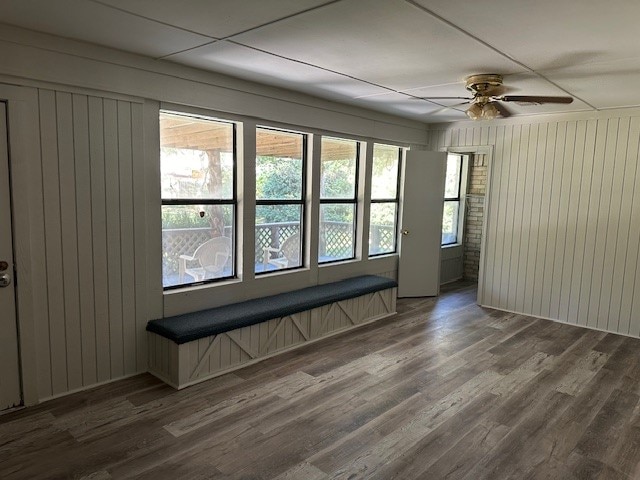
[2,282,640,480]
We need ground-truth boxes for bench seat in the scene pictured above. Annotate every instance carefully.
[147,275,398,388]
[147,275,397,344]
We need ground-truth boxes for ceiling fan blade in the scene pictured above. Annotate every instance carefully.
[499,95,574,105]
[493,101,513,118]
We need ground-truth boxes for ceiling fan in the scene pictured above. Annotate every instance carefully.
[416,74,574,120]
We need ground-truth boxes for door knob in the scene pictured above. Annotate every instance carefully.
[0,273,11,288]
[401,229,410,236]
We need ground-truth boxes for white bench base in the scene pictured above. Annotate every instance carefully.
[148,287,397,389]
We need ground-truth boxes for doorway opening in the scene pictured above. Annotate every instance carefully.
[462,153,487,283]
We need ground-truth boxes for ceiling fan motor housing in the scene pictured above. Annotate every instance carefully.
[465,74,504,96]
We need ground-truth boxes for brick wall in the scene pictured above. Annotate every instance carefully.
[463,154,487,281]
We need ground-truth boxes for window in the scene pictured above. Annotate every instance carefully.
[319,137,359,263]
[442,153,464,245]
[160,111,236,289]
[369,144,401,256]
[256,127,306,273]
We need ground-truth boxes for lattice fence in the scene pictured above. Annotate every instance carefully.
[321,221,353,259]
[162,228,213,278]
[369,224,395,254]
[255,222,300,263]
[162,222,396,280]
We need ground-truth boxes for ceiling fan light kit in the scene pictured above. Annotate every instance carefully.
[420,74,574,121]
[465,102,483,120]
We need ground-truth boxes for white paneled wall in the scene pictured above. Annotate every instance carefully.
[429,113,640,337]
[35,90,148,398]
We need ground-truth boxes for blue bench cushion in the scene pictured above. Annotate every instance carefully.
[147,275,397,344]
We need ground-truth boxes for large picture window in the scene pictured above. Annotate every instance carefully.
[319,137,359,263]
[442,153,464,245]
[369,144,401,256]
[160,111,236,289]
[256,128,306,273]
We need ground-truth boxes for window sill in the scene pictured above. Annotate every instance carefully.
[319,257,360,268]
[163,276,243,296]
[441,243,462,249]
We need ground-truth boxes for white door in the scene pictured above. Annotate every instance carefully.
[398,150,446,297]
[0,101,21,410]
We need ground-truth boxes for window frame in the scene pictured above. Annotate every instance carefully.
[442,153,465,247]
[160,110,238,290]
[318,137,360,265]
[255,126,308,275]
[369,145,402,257]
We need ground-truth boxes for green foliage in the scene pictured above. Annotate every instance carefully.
[256,156,302,200]
[256,156,303,224]
[162,206,232,229]
[320,158,356,199]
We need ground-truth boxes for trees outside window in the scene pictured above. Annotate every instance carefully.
[160,111,236,288]
[369,144,401,256]
[442,153,464,245]
[255,128,306,273]
[319,137,359,263]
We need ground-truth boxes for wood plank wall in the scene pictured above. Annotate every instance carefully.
[429,115,640,338]
[35,89,148,399]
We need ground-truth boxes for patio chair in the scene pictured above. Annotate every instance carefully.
[263,232,301,270]
[179,236,231,282]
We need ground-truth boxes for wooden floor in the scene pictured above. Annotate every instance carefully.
[2,282,640,480]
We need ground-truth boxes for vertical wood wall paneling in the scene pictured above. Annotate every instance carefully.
[38,90,67,395]
[592,119,619,331]
[510,124,528,312]
[30,93,52,399]
[496,125,513,309]
[522,123,540,314]
[601,117,630,333]
[88,96,112,383]
[103,98,124,379]
[539,122,559,318]
[551,121,575,320]
[131,102,147,371]
[542,122,567,318]
[431,110,640,339]
[56,91,83,391]
[117,101,137,376]
[72,94,98,387]
[562,120,587,324]
[620,118,640,336]
[530,123,550,317]
[33,89,147,399]
[580,119,605,328]
[477,125,496,303]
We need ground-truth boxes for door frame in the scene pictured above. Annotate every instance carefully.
[0,83,41,406]
[439,145,494,305]
[0,100,21,410]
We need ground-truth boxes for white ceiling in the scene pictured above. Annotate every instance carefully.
[0,0,637,122]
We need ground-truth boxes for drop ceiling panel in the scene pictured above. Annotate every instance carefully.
[361,92,467,121]
[231,0,526,91]
[418,0,640,72]
[542,58,640,110]
[98,0,333,39]
[0,0,210,57]
[169,41,392,102]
